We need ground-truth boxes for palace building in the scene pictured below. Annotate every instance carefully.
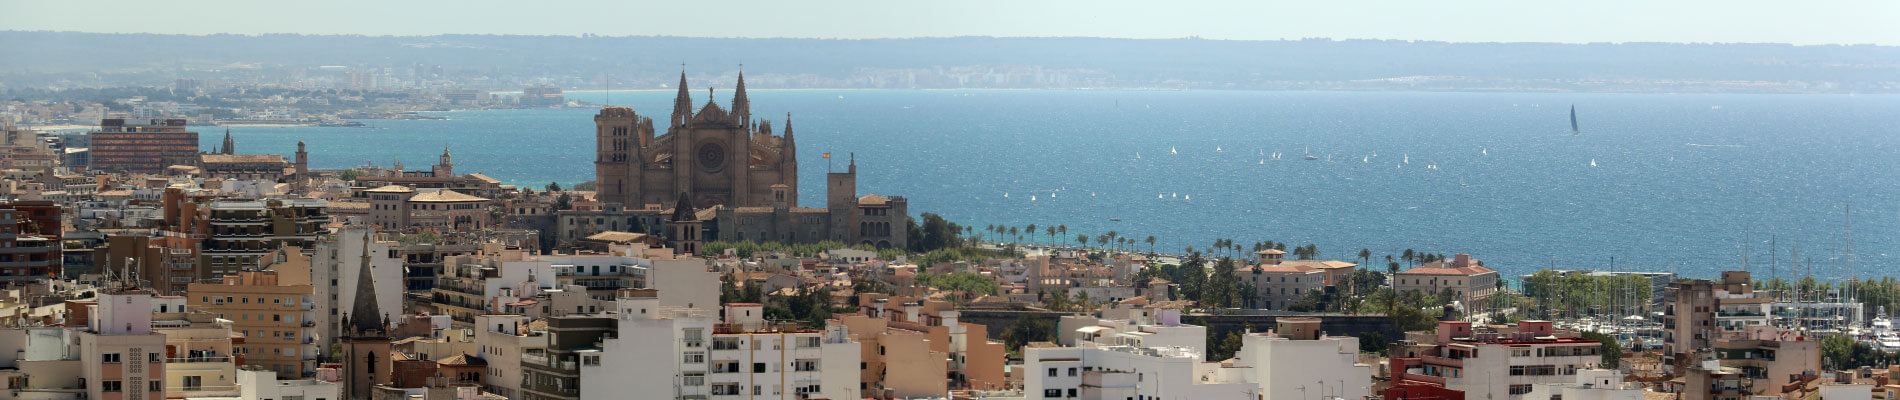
[580,71,906,250]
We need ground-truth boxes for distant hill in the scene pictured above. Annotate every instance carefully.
[2,31,1897,93]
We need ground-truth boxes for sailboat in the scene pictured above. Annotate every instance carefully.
[1482,147,1488,156]
[1590,159,1598,167]
[1216,145,1223,153]
[1403,154,1410,164]
[1031,195,1038,201]
[1362,155,1369,163]
[1183,194,1190,200]
[1004,192,1010,198]
[1571,105,1580,136]
[1170,146,1178,155]
[1136,152,1141,160]
[1303,147,1318,160]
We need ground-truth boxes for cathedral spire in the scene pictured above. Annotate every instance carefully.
[672,69,692,126]
[221,129,235,155]
[346,229,386,337]
[731,69,750,123]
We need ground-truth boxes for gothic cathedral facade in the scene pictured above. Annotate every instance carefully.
[594,71,798,209]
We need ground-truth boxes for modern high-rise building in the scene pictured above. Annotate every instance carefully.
[0,200,61,286]
[188,270,319,377]
[88,118,200,173]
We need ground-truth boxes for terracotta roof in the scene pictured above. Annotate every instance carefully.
[466,173,500,184]
[1242,264,1319,273]
[858,194,889,206]
[364,184,415,193]
[1276,260,1358,269]
[409,190,488,203]
[437,353,487,366]
[583,231,650,243]
[1254,249,1287,255]
[1399,264,1495,276]
[327,201,371,210]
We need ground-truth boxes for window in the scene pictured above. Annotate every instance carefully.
[1069,388,1078,397]
[102,380,122,392]
[1068,367,1077,376]
[102,353,121,363]
[1048,368,1058,377]
[184,376,203,390]
[1045,389,1063,398]
[799,337,821,348]
[150,381,163,392]
[682,373,705,386]
[682,352,705,364]
[754,362,767,373]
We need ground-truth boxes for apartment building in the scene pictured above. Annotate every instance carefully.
[187,270,319,377]
[580,290,861,400]
[1391,321,1605,400]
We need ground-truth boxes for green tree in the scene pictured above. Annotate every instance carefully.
[1002,314,1058,353]
[1025,224,1037,245]
[1357,332,1388,355]
[1145,236,1157,254]
[546,182,562,192]
[338,169,362,181]
[1579,331,1624,369]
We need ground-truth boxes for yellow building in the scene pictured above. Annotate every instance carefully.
[155,312,240,398]
[188,270,318,377]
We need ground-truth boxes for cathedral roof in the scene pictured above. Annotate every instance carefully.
[857,194,890,206]
[694,101,730,123]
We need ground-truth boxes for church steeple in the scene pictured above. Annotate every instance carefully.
[221,129,235,155]
[671,70,693,127]
[731,70,750,123]
[345,230,386,337]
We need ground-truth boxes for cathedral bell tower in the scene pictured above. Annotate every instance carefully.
[668,193,702,256]
[342,230,392,399]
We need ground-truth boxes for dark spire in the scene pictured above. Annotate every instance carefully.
[346,230,386,337]
[672,70,692,126]
[731,70,750,122]
[222,129,234,155]
[670,192,695,222]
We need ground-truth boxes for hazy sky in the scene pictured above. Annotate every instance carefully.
[5,0,1896,45]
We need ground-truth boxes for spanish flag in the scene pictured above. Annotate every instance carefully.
[823,153,832,159]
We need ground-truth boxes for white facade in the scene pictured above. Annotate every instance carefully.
[644,257,720,310]
[1523,369,1643,400]
[474,315,546,400]
[1058,307,1205,357]
[311,227,403,348]
[579,295,860,400]
[1024,346,1257,400]
[1232,333,1372,400]
[235,368,340,400]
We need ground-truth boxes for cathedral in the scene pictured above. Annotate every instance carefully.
[577,71,909,250]
[593,71,797,209]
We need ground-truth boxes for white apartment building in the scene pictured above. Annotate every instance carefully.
[579,290,860,400]
[1231,318,1374,400]
[1523,369,1643,400]
[1057,305,1206,356]
[1023,345,1257,400]
[474,314,547,399]
[1395,321,1606,400]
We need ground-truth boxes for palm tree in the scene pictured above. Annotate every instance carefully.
[1026,224,1038,245]
[1388,260,1402,315]
[1057,224,1068,240]
[1045,226,1056,246]
[1359,248,1372,265]
[1076,234,1089,248]
[1009,227,1019,244]
[1096,234,1109,249]
[1402,249,1416,266]
[1145,236,1157,254]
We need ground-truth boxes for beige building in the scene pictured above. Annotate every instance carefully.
[842,294,1009,395]
[154,312,240,398]
[1395,253,1500,307]
[1238,264,1326,310]
[363,185,492,231]
[188,270,318,377]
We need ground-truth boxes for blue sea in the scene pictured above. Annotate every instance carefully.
[208,90,1900,281]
